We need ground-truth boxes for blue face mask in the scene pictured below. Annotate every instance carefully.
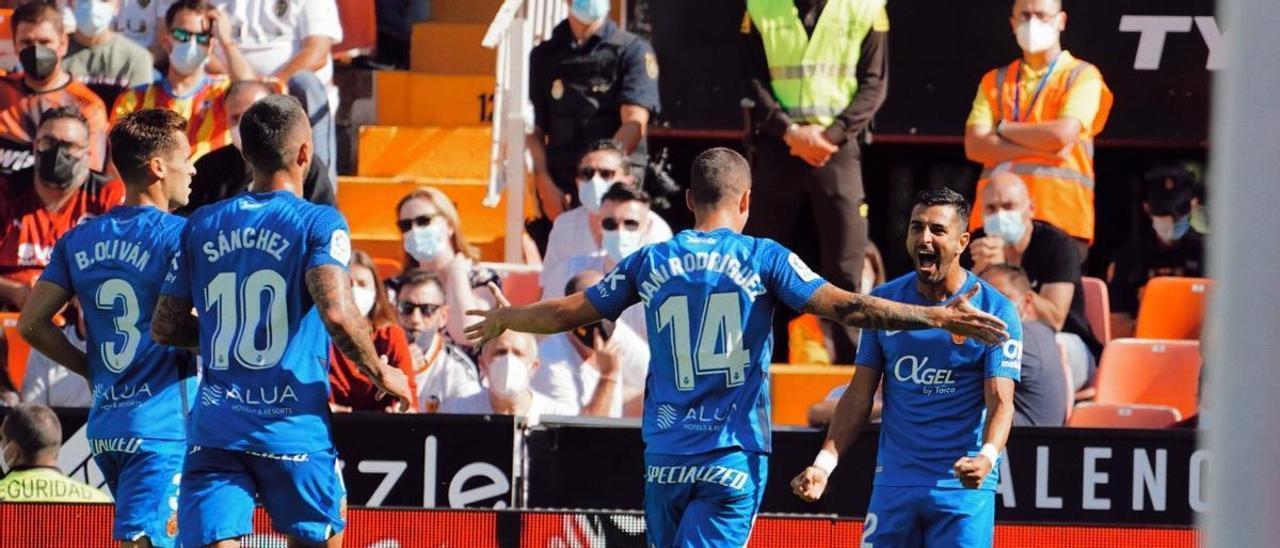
[570,0,610,23]
[1152,214,1191,243]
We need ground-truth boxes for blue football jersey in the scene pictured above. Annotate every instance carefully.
[39,205,193,441]
[856,271,1023,490]
[586,228,825,455]
[161,191,352,454]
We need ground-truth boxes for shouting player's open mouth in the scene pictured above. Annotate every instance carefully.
[913,247,939,278]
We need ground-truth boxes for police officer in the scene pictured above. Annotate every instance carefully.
[742,0,890,363]
[528,0,661,237]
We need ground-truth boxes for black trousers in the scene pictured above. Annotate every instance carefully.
[746,137,869,364]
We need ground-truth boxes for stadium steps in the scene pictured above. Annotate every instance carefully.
[374,72,495,127]
[357,126,492,180]
[410,22,495,75]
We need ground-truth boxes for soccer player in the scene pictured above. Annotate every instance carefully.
[467,148,1009,547]
[791,188,1024,548]
[150,94,412,548]
[18,108,199,547]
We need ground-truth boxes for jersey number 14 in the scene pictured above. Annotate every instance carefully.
[656,292,750,391]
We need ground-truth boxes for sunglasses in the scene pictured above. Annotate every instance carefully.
[601,217,641,231]
[396,214,439,234]
[171,28,212,45]
[577,167,618,181]
[397,302,443,316]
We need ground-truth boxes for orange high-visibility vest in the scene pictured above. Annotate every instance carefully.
[969,56,1113,243]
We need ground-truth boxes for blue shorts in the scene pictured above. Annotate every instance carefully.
[643,449,768,548]
[93,438,185,547]
[863,485,995,548]
[178,446,346,547]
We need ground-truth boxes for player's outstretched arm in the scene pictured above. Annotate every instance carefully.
[465,291,604,348]
[17,282,88,378]
[792,366,882,503]
[954,377,1017,489]
[152,295,201,350]
[307,265,413,411]
[803,283,1008,345]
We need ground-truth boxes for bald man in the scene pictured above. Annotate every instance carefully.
[180,81,335,215]
[962,171,1101,386]
[439,330,577,419]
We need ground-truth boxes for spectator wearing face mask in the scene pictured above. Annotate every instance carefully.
[541,140,672,300]
[440,330,578,420]
[0,2,109,176]
[62,0,155,106]
[0,107,122,310]
[962,171,1100,389]
[561,184,651,337]
[328,250,419,412]
[1108,166,1206,337]
[395,269,482,413]
[531,271,649,418]
[177,80,334,214]
[981,264,1067,426]
[391,186,502,349]
[111,0,256,162]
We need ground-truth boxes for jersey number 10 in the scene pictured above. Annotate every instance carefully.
[206,270,290,370]
[655,292,750,391]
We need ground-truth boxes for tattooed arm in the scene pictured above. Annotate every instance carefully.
[152,295,201,350]
[306,265,413,408]
[803,283,1009,344]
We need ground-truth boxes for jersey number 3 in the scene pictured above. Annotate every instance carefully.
[655,292,750,391]
[206,270,289,370]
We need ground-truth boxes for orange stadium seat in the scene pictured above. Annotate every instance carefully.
[1093,338,1201,418]
[372,257,403,281]
[1067,403,1182,429]
[1,312,30,391]
[479,263,543,306]
[770,365,856,427]
[1080,276,1111,344]
[1134,277,1213,340]
[333,0,377,58]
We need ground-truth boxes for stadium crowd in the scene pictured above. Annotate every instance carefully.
[0,0,1207,428]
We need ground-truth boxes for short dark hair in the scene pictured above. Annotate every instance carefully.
[165,0,212,29]
[912,188,971,229]
[109,109,189,186]
[983,263,1033,295]
[1,403,62,463]
[238,94,309,174]
[38,106,88,133]
[11,1,63,35]
[565,270,604,297]
[602,183,650,205]
[579,139,627,165]
[689,147,751,207]
[398,269,445,299]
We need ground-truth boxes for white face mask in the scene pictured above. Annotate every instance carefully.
[230,125,242,150]
[860,266,876,294]
[487,354,530,399]
[602,228,643,263]
[412,327,438,354]
[352,285,376,317]
[570,0,610,23]
[404,223,447,264]
[75,0,115,37]
[1015,18,1059,54]
[169,39,208,76]
[983,209,1028,245]
[578,176,613,214]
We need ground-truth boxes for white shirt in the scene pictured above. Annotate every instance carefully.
[541,207,673,300]
[414,341,482,412]
[21,325,91,407]
[532,325,649,418]
[211,0,344,106]
[438,389,577,424]
[114,0,178,48]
